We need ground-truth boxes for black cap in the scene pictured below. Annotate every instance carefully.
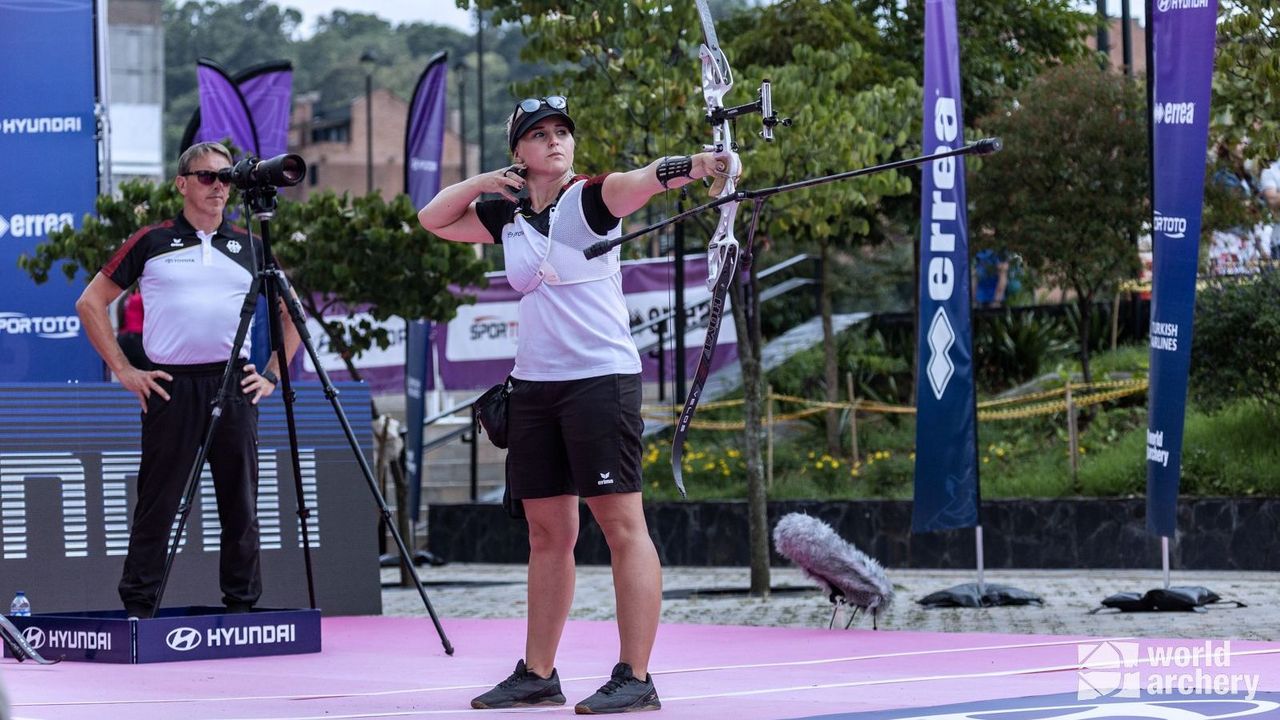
[509,106,575,152]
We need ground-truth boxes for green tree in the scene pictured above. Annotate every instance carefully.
[1212,0,1279,166]
[969,63,1147,383]
[848,0,1092,125]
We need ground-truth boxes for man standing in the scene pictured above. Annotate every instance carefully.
[75,142,300,618]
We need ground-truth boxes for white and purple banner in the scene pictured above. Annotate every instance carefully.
[294,257,737,393]
[912,0,979,534]
[1145,0,1219,538]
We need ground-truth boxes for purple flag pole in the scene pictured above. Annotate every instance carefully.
[404,51,449,522]
[1145,0,1219,539]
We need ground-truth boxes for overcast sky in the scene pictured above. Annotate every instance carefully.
[281,0,475,36]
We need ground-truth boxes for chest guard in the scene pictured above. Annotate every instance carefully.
[502,181,621,294]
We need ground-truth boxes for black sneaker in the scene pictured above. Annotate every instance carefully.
[471,659,566,709]
[574,662,661,714]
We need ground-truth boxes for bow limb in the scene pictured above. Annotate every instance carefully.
[671,0,742,498]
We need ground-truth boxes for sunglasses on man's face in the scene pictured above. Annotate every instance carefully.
[180,169,229,186]
[514,95,568,119]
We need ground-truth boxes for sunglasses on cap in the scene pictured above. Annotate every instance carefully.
[179,169,229,186]
[514,95,568,119]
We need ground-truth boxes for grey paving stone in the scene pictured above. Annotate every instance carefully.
[383,565,1278,641]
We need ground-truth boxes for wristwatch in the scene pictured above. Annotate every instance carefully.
[261,369,279,386]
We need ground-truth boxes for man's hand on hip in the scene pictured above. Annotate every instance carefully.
[119,366,173,412]
[240,363,278,405]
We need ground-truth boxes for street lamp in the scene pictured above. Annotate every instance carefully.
[360,48,381,196]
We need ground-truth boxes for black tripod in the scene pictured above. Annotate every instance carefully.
[151,180,453,655]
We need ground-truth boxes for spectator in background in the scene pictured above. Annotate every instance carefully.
[975,249,1019,308]
[1259,159,1280,258]
[116,289,151,371]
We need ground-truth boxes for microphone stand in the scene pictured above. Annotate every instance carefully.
[584,138,1003,260]
[151,183,454,655]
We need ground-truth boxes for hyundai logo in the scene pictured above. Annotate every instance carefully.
[165,627,203,652]
[22,626,45,649]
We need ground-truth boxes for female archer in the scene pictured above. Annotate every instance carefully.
[418,94,728,713]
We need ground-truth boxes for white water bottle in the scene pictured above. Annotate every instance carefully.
[9,591,31,617]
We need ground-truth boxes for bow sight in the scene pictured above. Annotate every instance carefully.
[708,79,792,143]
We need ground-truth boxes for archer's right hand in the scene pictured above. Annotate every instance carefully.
[118,365,173,412]
[476,164,527,203]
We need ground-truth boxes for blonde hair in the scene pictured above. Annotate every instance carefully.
[177,142,233,174]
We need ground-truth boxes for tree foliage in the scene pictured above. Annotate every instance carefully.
[969,63,1147,381]
[1213,0,1279,166]
[848,0,1092,125]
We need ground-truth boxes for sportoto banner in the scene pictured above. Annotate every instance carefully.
[1145,0,1218,538]
[0,0,102,381]
[912,0,980,533]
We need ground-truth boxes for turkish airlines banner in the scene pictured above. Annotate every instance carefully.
[1146,0,1218,538]
[0,0,101,381]
[912,0,979,533]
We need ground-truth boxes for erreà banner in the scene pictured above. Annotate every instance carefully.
[0,0,101,381]
[912,0,979,534]
[1146,0,1218,538]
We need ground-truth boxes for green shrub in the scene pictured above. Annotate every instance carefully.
[1190,270,1280,409]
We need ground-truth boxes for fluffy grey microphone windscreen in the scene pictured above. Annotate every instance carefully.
[772,512,893,613]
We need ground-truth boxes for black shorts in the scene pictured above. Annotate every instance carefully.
[506,373,644,499]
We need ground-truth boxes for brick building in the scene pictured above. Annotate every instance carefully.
[285,87,476,203]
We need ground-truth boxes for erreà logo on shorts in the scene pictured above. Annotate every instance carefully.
[1154,102,1196,125]
[0,212,75,239]
[0,312,81,339]
[1157,0,1210,11]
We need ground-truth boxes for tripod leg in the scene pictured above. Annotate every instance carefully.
[152,281,263,612]
[267,267,454,655]
[261,269,318,610]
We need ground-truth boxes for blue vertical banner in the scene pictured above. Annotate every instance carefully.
[404,52,449,518]
[0,0,102,381]
[1146,0,1219,538]
[403,321,431,522]
[912,0,979,534]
